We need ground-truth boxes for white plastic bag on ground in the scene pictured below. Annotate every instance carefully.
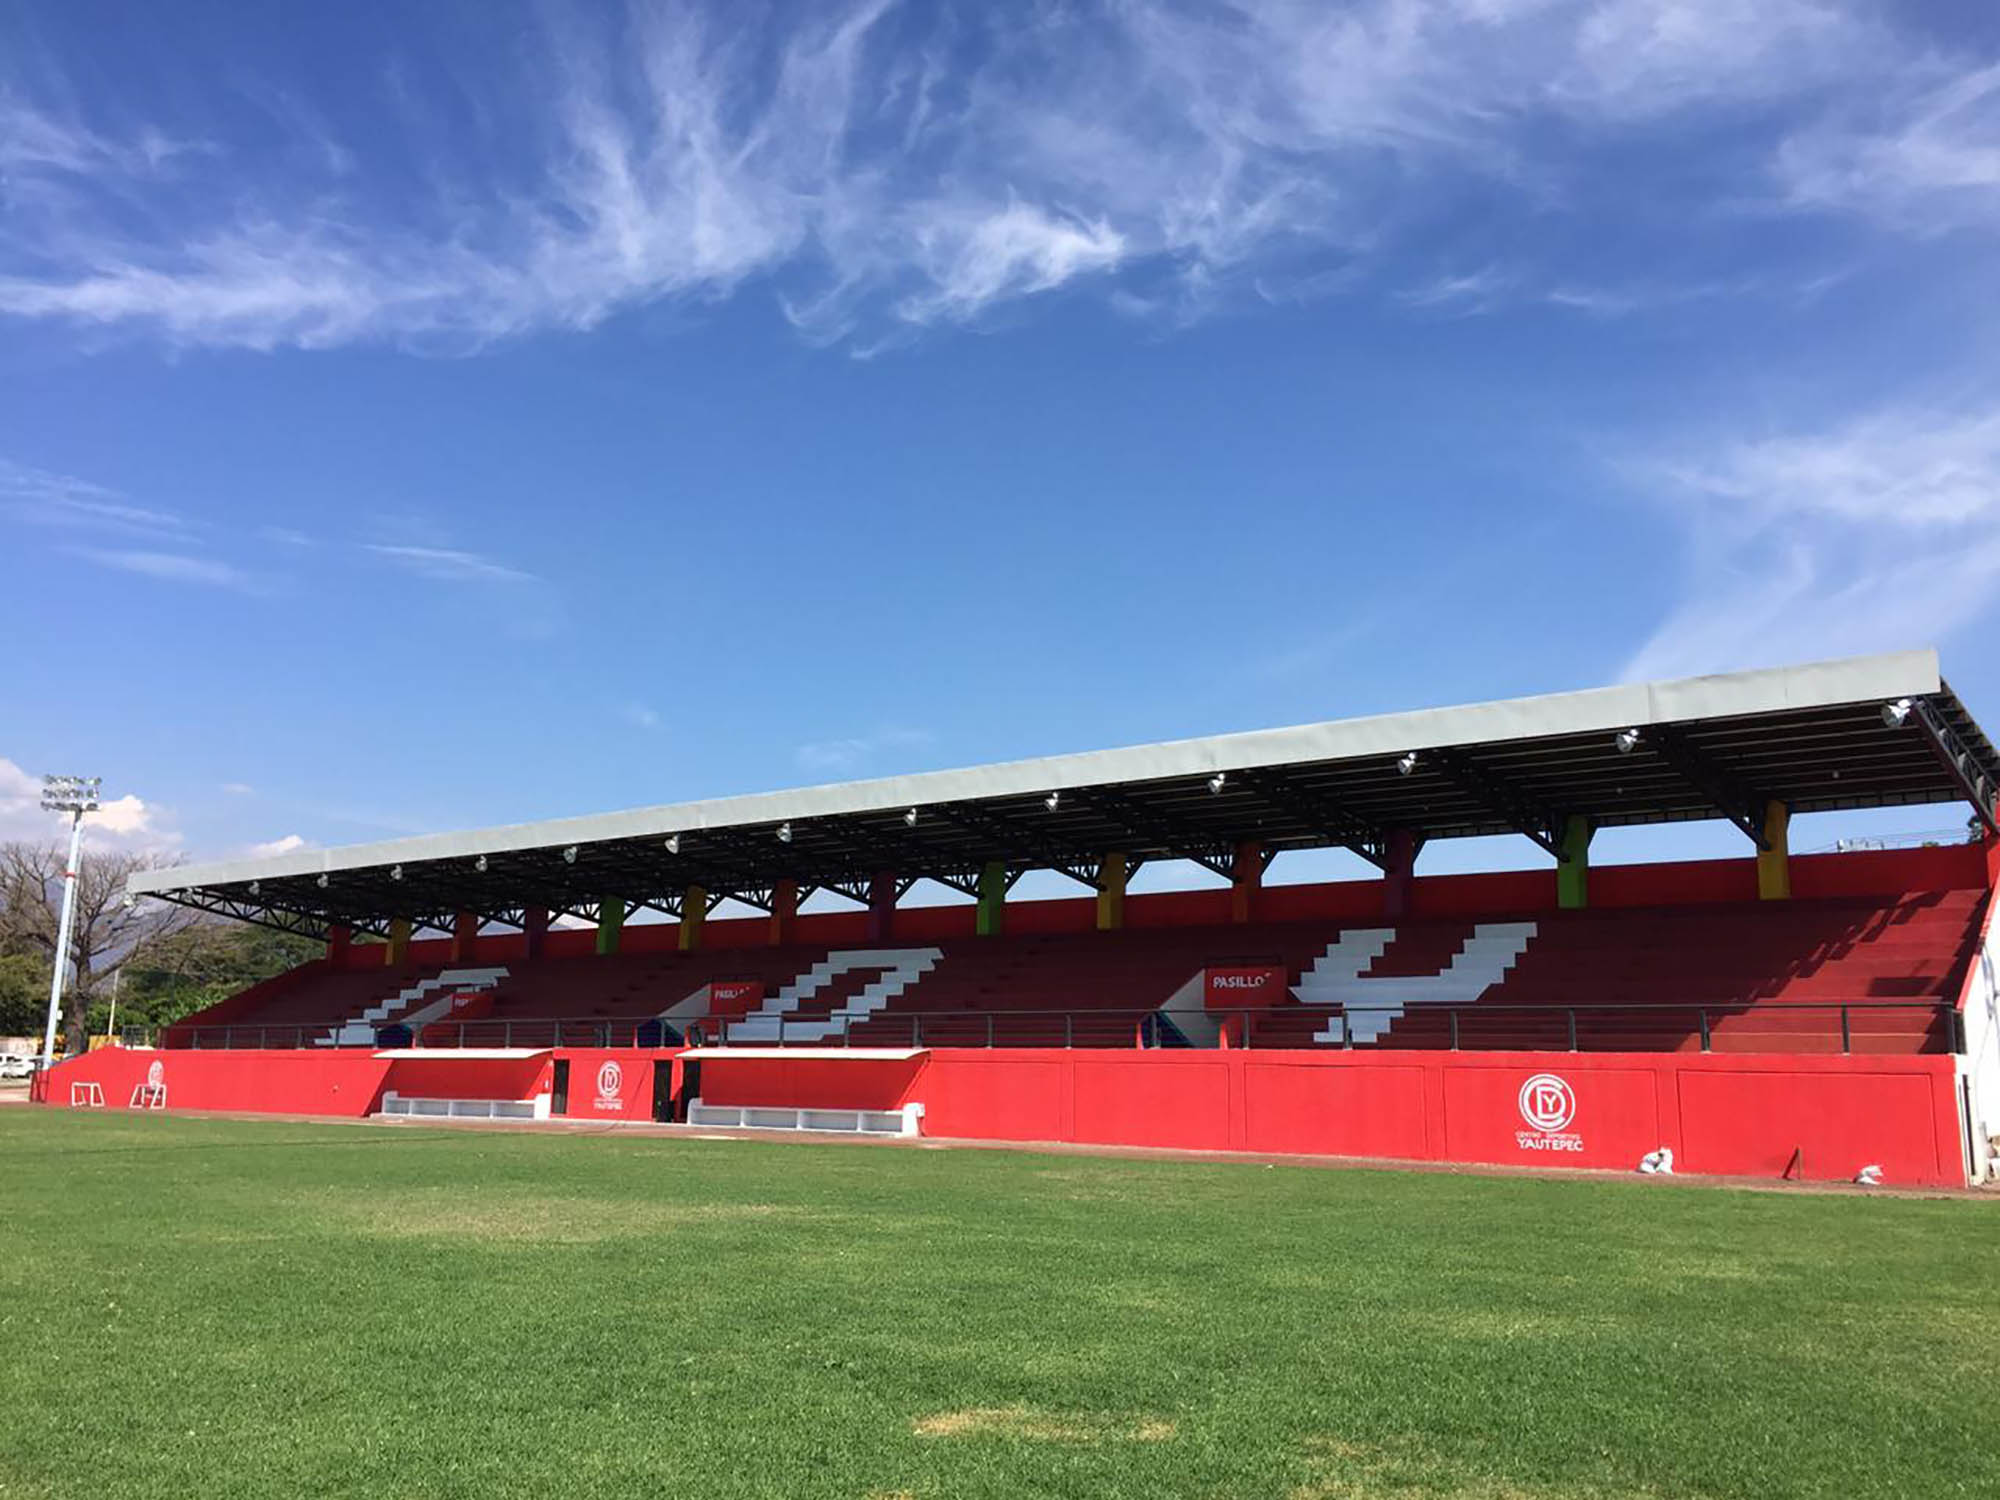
[1637,1146,1674,1175]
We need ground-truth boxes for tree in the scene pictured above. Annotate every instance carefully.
[117,922,322,1031]
[0,841,198,1053]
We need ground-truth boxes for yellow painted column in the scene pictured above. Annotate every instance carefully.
[679,885,707,951]
[386,916,411,968]
[1096,852,1127,932]
[1757,802,1791,901]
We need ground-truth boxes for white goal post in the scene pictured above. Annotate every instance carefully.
[69,1081,104,1108]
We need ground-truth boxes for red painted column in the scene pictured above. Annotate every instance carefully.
[867,871,896,943]
[1382,829,1420,920]
[523,907,549,961]
[451,910,477,963]
[1231,840,1263,924]
[325,924,352,968]
[770,879,799,946]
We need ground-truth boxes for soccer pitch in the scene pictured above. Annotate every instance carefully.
[1,1113,1994,1499]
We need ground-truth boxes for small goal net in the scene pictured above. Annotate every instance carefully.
[128,1083,166,1111]
[69,1081,105,1108]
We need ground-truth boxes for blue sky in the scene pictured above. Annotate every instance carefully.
[4,0,1999,889]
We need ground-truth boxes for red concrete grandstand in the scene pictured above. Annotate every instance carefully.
[38,650,2000,1188]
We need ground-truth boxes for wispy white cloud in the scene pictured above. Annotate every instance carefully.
[0,458,187,533]
[71,547,262,591]
[795,726,935,773]
[363,543,538,584]
[220,782,255,797]
[0,0,1939,352]
[247,833,310,859]
[1778,62,2000,233]
[1621,404,2000,681]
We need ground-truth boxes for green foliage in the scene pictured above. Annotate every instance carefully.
[0,951,48,1035]
[0,1114,1995,1499]
[110,923,322,1031]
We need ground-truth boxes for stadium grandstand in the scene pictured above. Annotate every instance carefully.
[37,648,2000,1188]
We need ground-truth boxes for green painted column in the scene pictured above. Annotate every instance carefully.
[679,885,706,952]
[1757,802,1792,901]
[596,896,625,956]
[386,916,411,969]
[976,860,1007,937]
[1556,814,1592,909]
[1096,852,1128,932]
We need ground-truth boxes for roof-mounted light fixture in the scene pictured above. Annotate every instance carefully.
[247,880,260,896]
[316,873,330,889]
[664,834,680,855]
[1044,790,1061,811]
[474,855,488,873]
[1207,772,1228,795]
[1882,698,1914,729]
[1614,727,1642,755]
[776,821,793,844]
[389,865,403,882]
[562,845,579,865]
[904,807,919,827]
[1396,751,1420,777]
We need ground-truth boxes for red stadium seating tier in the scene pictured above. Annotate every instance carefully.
[163,886,1984,1058]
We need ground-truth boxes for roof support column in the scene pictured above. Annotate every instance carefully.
[523,907,548,961]
[679,886,706,951]
[451,910,478,963]
[770,879,799,946]
[1231,840,1263,924]
[326,924,352,966]
[1097,852,1128,931]
[976,860,1007,937]
[1556,815,1592,910]
[867,871,897,943]
[1756,802,1791,901]
[1382,830,1420,921]
[386,916,411,970]
[596,897,624,956]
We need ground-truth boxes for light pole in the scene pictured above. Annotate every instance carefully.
[38,775,100,1069]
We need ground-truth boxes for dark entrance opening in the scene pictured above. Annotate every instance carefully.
[551,1058,570,1115]
[675,1059,703,1123]
[651,1061,676,1123]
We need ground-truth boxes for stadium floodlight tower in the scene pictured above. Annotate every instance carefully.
[38,775,100,1070]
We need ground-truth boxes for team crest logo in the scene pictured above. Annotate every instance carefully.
[1517,1073,1575,1132]
[146,1060,165,1089]
[595,1060,623,1103]
[1514,1073,1582,1153]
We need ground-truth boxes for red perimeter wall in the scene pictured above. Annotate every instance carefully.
[37,1043,1965,1186]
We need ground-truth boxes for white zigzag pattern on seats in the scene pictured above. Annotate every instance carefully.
[1293,924,1537,1044]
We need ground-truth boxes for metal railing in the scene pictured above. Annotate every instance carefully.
[132,999,1962,1057]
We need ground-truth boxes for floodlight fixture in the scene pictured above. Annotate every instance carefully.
[664,834,680,855]
[248,881,260,896]
[1614,727,1642,755]
[904,807,919,828]
[1207,772,1227,795]
[776,821,793,844]
[317,873,330,889]
[1396,751,1420,777]
[390,865,404,882]
[1882,698,1914,729]
[1044,790,1061,811]
[36,773,100,1069]
[474,855,488,873]
[563,845,579,865]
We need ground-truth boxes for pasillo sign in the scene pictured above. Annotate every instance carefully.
[1514,1072,1582,1153]
[1204,966,1286,1008]
[709,980,765,1017]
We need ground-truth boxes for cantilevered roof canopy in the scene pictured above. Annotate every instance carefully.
[129,650,2000,938]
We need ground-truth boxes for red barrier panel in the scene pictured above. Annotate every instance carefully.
[38,1047,393,1117]
[696,1054,924,1112]
[557,1049,661,1119]
[906,1048,1965,1187]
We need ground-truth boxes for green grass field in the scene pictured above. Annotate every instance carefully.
[1,1111,1995,1499]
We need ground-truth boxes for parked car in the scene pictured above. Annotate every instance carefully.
[0,1054,35,1080]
